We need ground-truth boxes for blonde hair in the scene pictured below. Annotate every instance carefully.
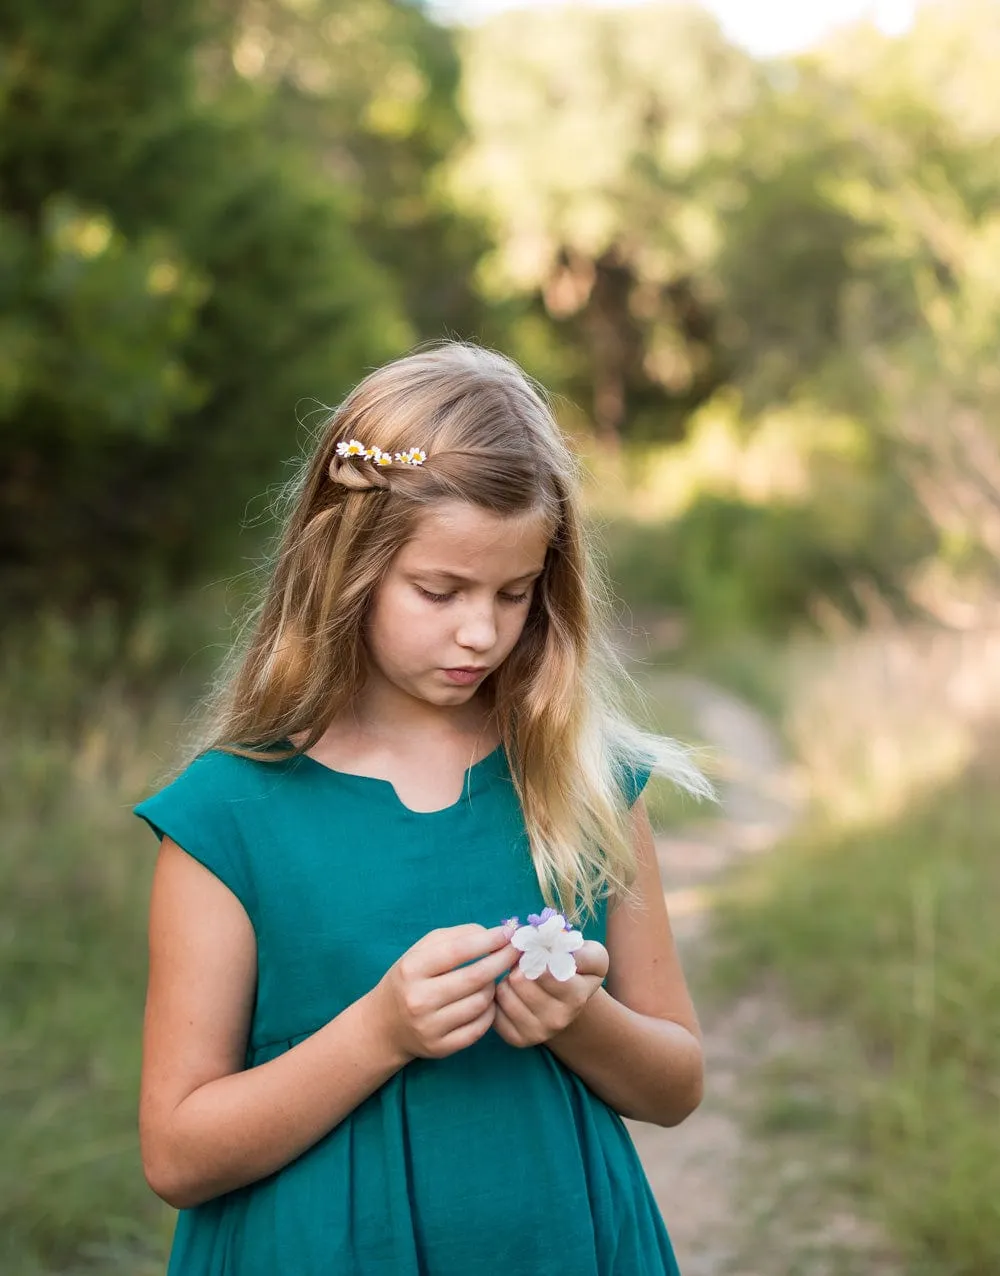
[199,342,710,921]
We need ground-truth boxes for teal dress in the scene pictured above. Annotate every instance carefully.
[135,745,682,1275]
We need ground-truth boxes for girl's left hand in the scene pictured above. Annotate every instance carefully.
[493,940,609,1048]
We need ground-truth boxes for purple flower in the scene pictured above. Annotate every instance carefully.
[527,906,573,931]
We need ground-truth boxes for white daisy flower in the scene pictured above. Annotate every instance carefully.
[373,449,393,467]
[510,913,584,981]
[336,439,367,457]
[407,448,427,466]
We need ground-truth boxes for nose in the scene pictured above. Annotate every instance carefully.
[455,601,498,654]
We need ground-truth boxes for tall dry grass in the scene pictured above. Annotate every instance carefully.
[1,601,233,1273]
[716,616,1000,1275]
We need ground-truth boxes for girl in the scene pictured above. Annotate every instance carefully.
[135,341,711,1275]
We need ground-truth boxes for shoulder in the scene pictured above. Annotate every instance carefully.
[179,745,279,784]
[145,746,288,803]
[135,746,301,842]
[134,748,289,919]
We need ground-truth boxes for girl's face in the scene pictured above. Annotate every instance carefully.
[366,499,551,711]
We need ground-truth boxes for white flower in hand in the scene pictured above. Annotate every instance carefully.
[511,913,584,982]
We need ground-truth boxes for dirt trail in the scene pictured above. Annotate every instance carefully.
[625,673,896,1276]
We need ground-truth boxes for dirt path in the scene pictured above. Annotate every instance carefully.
[626,673,896,1276]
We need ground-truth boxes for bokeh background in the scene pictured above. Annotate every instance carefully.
[3,1,999,1271]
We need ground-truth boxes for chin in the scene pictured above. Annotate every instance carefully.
[420,682,480,705]
[434,686,479,704]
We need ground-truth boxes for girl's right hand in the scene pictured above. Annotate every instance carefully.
[371,924,517,1062]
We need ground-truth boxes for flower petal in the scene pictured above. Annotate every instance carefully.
[519,948,549,979]
[510,925,542,953]
[536,915,568,943]
[552,929,585,953]
[546,950,578,982]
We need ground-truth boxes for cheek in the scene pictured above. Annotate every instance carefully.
[368,587,440,663]
[497,606,534,657]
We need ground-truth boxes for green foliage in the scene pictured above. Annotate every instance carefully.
[713,42,1000,417]
[0,608,227,1271]
[709,4,1000,595]
[217,0,496,344]
[0,0,499,616]
[454,4,759,441]
[454,0,1000,626]
[604,478,933,638]
[714,756,1000,1274]
[7,0,1000,628]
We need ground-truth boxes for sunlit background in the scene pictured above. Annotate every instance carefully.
[3,1,998,1272]
[435,0,917,51]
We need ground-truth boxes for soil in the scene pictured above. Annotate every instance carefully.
[625,673,899,1276]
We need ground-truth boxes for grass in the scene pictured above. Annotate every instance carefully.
[713,752,1000,1276]
[1,708,177,1272]
[0,599,237,1273]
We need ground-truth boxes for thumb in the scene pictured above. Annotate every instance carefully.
[572,940,609,980]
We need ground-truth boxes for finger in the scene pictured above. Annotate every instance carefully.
[429,943,518,1008]
[492,1003,527,1049]
[430,985,497,1037]
[436,1000,496,1055]
[496,975,541,1034]
[508,962,566,1009]
[411,924,511,978]
[497,980,557,1046]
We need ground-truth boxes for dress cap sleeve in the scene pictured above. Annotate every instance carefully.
[615,753,653,809]
[134,750,256,919]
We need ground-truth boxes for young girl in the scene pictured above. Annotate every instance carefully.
[135,342,710,1275]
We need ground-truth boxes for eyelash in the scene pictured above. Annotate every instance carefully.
[416,586,531,606]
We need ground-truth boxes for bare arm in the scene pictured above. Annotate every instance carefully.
[496,799,704,1127]
[141,838,515,1209]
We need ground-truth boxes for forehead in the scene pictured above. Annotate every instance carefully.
[397,500,552,575]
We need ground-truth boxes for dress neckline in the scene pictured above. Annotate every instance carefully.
[286,742,508,816]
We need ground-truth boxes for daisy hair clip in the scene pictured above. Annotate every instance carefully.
[335,439,427,468]
[501,908,585,982]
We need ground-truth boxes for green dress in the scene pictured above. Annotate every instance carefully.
[135,745,682,1275]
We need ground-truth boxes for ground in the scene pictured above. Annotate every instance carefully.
[627,673,899,1276]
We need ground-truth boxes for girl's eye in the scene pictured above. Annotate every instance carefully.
[416,586,454,604]
[415,585,532,605]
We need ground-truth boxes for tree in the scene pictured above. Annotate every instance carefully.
[714,1,1000,581]
[210,0,497,342]
[452,3,760,443]
[0,0,407,613]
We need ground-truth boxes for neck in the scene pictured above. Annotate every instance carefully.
[343,679,493,748]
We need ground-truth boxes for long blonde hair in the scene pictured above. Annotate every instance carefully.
[199,342,710,921]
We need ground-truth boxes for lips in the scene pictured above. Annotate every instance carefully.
[441,666,488,685]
